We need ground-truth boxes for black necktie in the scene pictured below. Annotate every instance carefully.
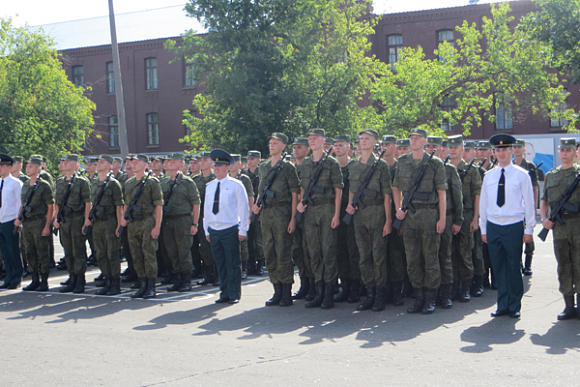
[212,182,220,215]
[497,168,505,207]
[0,179,3,209]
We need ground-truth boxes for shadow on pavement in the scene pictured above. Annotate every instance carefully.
[460,318,524,353]
[529,321,580,354]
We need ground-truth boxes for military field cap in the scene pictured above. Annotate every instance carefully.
[475,140,491,150]
[442,140,448,148]
[241,157,247,163]
[210,149,234,165]
[62,154,80,163]
[489,133,516,148]
[125,154,135,160]
[463,141,475,150]
[559,138,577,149]
[199,151,212,159]
[426,136,443,146]
[12,156,23,163]
[0,153,15,165]
[189,154,200,161]
[166,153,185,161]
[27,157,42,166]
[284,155,292,161]
[308,128,325,137]
[293,138,309,146]
[409,128,427,138]
[270,132,289,144]
[152,155,165,162]
[247,151,261,159]
[97,154,115,164]
[231,154,242,162]
[397,139,410,147]
[335,135,351,144]
[325,137,335,145]
[113,157,123,164]
[381,135,396,144]
[134,154,150,163]
[359,129,379,141]
[447,135,464,147]
[84,157,98,164]
[30,154,43,161]
[515,139,526,147]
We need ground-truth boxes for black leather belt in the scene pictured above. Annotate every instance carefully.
[23,214,45,222]
[412,203,437,210]
[311,198,335,207]
[131,213,154,221]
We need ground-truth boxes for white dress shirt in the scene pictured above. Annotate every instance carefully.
[479,163,536,235]
[204,175,249,236]
[0,174,23,223]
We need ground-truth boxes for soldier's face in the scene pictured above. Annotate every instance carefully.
[424,145,440,154]
[269,138,285,155]
[200,157,213,171]
[112,161,122,170]
[96,159,111,173]
[449,145,462,160]
[334,141,349,157]
[462,149,474,162]
[359,133,376,151]
[151,160,163,171]
[169,160,183,172]
[494,146,512,164]
[190,159,200,172]
[133,160,147,173]
[293,144,309,159]
[513,145,525,157]
[380,143,395,157]
[476,149,490,160]
[125,159,134,173]
[247,157,260,168]
[558,147,576,164]
[409,135,426,151]
[11,162,21,174]
[26,163,40,176]
[308,135,323,150]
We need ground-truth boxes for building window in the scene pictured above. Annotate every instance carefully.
[147,113,159,145]
[184,60,196,87]
[440,95,456,132]
[387,34,403,70]
[438,30,454,46]
[109,116,119,147]
[145,58,158,90]
[107,62,115,94]
[495,94,513,130]
[551,90,568,127]
[72,66,84,87]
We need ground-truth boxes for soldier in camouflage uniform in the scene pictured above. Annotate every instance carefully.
[252,133,300,307]
[187,154,203,278]
[30,155,56,267]
[333,134,362,304]
[120,155,138,283]
[161,153,200,292]
[120,154,164,299]
[16,157,54,291]
[296,128,343,309]
[395,139,411,158]
[393,129,447,314]
[194,152,219,286]
[244,151,265,276]
[88,155,125,295]
[346,129,392,312]
[426,136,463,309]
[230,154,254,279]
[540,138,580,320]
[53,154,92,293]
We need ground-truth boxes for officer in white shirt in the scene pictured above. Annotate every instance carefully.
[0,154,24,289]
[479,134,535,318]
[204,149,249,304]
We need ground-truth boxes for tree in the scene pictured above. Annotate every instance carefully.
[167,0,383,154]
[0,19,95,167]
[369,3,570,136]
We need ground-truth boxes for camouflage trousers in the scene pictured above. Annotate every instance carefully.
[292,220,312,278]
[22,217,51,274]
[402,208,441,290]
[438,214,454,285]
[553,219,580,296]
[59,212,87,275]
[163,214,194,274]
[93,216,121,278]
[304,203,338,284]
[452,210,474,281]
[354,205,387,287]
[336,210,361,281]
[127,216,158,278]
[261,206,294,284]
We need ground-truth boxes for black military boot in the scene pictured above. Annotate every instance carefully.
[256,259,265,276]
[37,273,49,292]
[557,295,576,320]
[439,283,453,309]
[333,278,351,303]
[401,276,413,298]
[372,286,388,312]
[357,286,376,311]
[191,261,203,279]
[422,288,437,314]
[131,278,147,298]
[391,281,404,306]
[471,275,484,297]
[305,282,325,308]
[178,273,192,292]
[106,277,121,295]
[94,272,105,287]
[279,283,293,307]
[407,288,425,314]
[450,281,460,301]
[321,283,334,309]
[459,279,471,302]
[197,265,214,285]
[143,278,156,299]
[292,275,310,300]
[347,279,361,303]
[523,255,533,276]
[60,274,77,293]
[22,272,40,291]
[60,275,71,286]
[241,260,248,280]
[96,277,111,295]
[266,282,283,306]
[73,273,85,294]
[122,267,138,283]
[305,277,317,301]
[168,273,183,292]
[161,272,174,285]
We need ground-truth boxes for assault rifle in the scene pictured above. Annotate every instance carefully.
[251,152,286,224]
[392,149,437,231]
[162,172,181,214]
[83,171,114,236]
[537,173,580,242]
[460,158,476,182]
[478,158,488,168]
[343,148,387,225]
[295,146,334,222]
[14,182,38,235]
[443,155,451,166]
[54,173,77,236]
[117,171,153,235]
[489,158,497,169]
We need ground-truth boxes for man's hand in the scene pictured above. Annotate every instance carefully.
[53,219,60,229]
[542,218,555,230]
[482,234,487,244]
[251,204,261,215]
[239,234,247,242]
[120,218,128,227]
[469,219,479,233]
[151,226,160,239]
[42,226,50,237]
[190,225,198,236]
[383,220,392,237]
[451,224,461,235]
[436,219,445,234]
[287,218,296,234]
[396,208,407,220]
[297,202,307,213]
[523,234,533,243]
[331,215,340,229]
[206,235,210,243]
[346,204,356,215]
[14,219,21,227]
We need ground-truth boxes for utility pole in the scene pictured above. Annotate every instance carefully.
[108,0,129,158]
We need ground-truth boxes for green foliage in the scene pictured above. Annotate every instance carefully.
[167,0,383,154]
[0,19,95,168]
[370,3,570,137]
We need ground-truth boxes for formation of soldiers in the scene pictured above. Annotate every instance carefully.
[4,129,578,322]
